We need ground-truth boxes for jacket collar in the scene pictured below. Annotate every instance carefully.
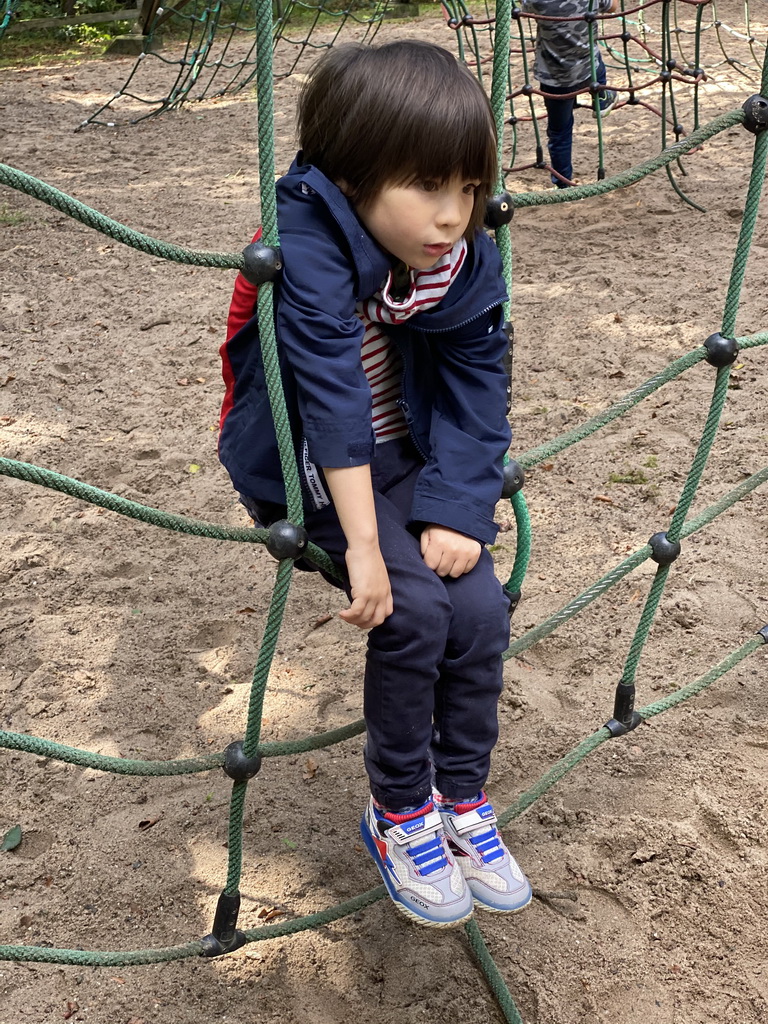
[284,157,392,299]
[282,157,508,323]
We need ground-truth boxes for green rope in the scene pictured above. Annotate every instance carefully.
[464,918,525,1024]
[510,108,745,209]
[0,717,366,774]
[505,466,768,660]
[0,457,340,579]
[720,129,768,338]
[0,163,243,268]
[506,488,532,596]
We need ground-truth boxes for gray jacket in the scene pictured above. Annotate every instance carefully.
[523,0,613,88]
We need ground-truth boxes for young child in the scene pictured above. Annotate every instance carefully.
[219,40,531,928]
[523,0,618,187]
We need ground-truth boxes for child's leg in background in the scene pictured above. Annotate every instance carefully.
[541,85,578,186]
[542,56,608,186]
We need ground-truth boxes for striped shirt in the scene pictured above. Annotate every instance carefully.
[357,237,468,442]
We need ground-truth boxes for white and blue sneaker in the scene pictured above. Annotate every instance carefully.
[438,792,532,914]
[360,797,474,928]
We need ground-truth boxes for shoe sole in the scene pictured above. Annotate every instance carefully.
[471,887,533,914]
[360,818,474,929]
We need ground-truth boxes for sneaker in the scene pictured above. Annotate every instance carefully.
[438,792,532,914]
[593,89,618,118]
[360,797,474,928]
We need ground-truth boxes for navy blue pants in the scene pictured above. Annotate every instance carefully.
[243,437,512,811]
[541,53,607,186]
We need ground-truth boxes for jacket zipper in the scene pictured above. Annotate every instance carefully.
[394,298,505,461]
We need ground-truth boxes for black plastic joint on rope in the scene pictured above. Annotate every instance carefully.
[240,242,283,286]
[484,192,514,229]
[742,95,768,135]
[758,625,768,644]
[200,892,247,957]
[503,586,521,618]
[522,84,534,97]
[583,11,596,22]
[535,145,545,168]
[648,532,681,566]
[674,124,684,137]
[223,740,262,781]
[666,59,677,71]
[265,520,309,561]
[659,71,672,83]
[620,30,631,43]
[703,332,739,368]
[511,6,522,18]
[501,460,525,499]
[604,682,642,736]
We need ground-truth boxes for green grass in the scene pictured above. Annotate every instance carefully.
[0,203,28,226]
[608,468,649,485]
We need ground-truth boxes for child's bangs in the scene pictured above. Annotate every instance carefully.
[390,89,497,190]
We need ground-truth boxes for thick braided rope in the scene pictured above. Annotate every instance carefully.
[499,631,767,829]
[505,466,768,660]
[3,631,762,969]
[0,717,366,774]
[510,108,745,208]
[0,457,340,577]
[464,918,525,1024]
[0,163,243,268]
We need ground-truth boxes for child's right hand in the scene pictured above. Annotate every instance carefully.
[340,543,393,629]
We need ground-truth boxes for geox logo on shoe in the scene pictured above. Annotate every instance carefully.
[409,896,429,910]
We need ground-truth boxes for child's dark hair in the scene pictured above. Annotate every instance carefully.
[297,40,498,237]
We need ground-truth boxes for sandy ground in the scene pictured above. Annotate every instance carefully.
[1,3,768,1023]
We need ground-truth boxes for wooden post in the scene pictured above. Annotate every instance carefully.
[104,0,164,56]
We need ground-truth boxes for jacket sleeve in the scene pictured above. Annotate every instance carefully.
[276,188,375,468]
[410,305,512,546]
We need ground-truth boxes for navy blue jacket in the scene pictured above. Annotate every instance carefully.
[219,158,511,545]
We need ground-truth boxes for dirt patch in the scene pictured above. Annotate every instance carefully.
[1,5,767,1024]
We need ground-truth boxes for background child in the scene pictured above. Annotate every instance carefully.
[523,0,619,187]
[219,40,531,928]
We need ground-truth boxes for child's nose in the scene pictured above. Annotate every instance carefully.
[437,196,464,229]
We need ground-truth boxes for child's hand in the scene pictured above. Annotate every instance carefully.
[421,525,481,578]
[340,543,393,629]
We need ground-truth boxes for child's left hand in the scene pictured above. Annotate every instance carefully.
[420,525,481,578]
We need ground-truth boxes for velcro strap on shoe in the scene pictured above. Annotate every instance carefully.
[452,804,497,836]
[388,809,443,846]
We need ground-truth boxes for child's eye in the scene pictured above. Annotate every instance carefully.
[463,182,480,195]
[419,180,439,193]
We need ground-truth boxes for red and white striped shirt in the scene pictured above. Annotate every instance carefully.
[357,238,468,443]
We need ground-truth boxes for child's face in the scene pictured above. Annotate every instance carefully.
[355,174,480,270]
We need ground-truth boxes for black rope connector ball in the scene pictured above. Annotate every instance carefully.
[621,30,631,43]
[501,460,525,498]
[266,519,309,561]
[659,70,672,83]
[742,94,768,135]
[703,332,739,367]
[240,241,283,286]
[648,532,681,566]
[223,740,262,782]
[758,625,768,644]
[521,83,534,97]
[484,192,514,228]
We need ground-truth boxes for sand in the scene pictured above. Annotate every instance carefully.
[1,3,767,1022]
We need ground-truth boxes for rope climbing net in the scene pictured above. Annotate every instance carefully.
[443,0,768,202]
[1,2,767,1021]
[78,0,395,126]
